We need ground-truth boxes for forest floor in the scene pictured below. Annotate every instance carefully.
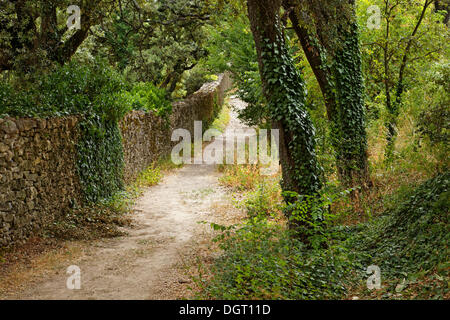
[0,97,248,300]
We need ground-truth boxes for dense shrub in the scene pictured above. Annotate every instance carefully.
[125,82,172,117]
[197,219,360,300]
[0,82,38,117]
[0,60,130,119]
[0,60,172,120]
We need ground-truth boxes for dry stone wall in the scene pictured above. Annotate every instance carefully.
[0,73,231,247]
[0,117,82,246]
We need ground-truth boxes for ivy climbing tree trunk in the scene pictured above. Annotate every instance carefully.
[332,23,369,188]
[283,0,370,189]
[246,0,322,222]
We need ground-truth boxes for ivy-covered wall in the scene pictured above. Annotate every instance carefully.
[0,73,231,247]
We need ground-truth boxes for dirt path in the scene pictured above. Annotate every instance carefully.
[7,96,247,300]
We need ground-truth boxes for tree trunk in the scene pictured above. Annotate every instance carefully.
[332,24,370,188]
[247,0,322,221]
[283,0,370,188]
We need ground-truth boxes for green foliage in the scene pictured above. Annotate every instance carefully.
[238,179,281,219]
[73,69,171,203]
[347,172,450,280]
[196,166,360,300]
[0,82,37,117]
[198,206,361,300]
[183,65,216,97]
[289,43,336,178]
[125,82,172,117]
[77,116,125,204]
[204,12,267,126]
[260,32,323,197]
[99,0,213,92]
[0,60,130,119]
[416,62,449,166]
[0,0,213,95]
[236,70,268,126]
[330,24,369,185]
[0,0,116,73]
[199,171,449,300]
[284,186,354,249]
[102,10,138,72]
[358,0,447,111]
[283,1,370,186]
[358,0,449,162]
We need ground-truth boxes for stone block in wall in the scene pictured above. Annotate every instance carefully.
[0,119,18,135]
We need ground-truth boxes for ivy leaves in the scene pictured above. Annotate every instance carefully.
[77,116,124,204]
[328,23,369,186]
[259,32,323,197]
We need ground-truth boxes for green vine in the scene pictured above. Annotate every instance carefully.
[330,23,369,186]
[259,22,323,198]
[76,115,125,204]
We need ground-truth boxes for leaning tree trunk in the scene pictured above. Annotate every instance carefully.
[283,0,370,189]
[246,0,322,226]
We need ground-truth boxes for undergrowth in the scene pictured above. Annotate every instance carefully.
[44,205,131,241]
[196,162,449,300]
[218,164,265,192]
[346,172,449,299]
[195,220,361,300]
